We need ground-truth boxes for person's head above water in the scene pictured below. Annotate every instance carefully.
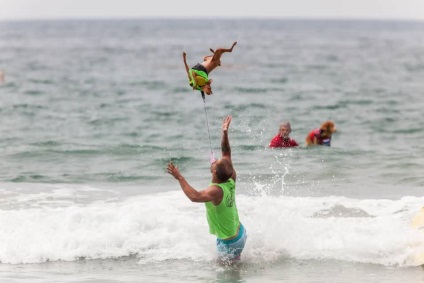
[210,158,233,182]
[279,122,292,139]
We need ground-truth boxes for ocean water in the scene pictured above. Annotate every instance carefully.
[1,19,424,282]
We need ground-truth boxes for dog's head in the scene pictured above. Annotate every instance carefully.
[319,121,336,137]
[202,80,213,95]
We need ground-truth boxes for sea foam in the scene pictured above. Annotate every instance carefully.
[1,185,423,266]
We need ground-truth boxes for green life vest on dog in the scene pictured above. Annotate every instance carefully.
[189,69,209,91]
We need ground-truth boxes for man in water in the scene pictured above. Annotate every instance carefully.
[306,120,337,146]
[182,42,237,96]
[167,116,247,263]
[269,121,299,148]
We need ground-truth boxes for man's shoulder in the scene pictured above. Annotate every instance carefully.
[207,184,224,196]
[269,135,282,147]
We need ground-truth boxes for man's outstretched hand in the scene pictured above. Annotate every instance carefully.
[222,116,232,132]
[167,162,183,180]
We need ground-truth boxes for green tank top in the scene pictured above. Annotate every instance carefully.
[205,178,240,239]
[189,69,209,91]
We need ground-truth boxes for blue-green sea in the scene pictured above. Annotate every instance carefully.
[1,19,424,282]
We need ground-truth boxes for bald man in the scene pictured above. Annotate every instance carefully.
[167,116,246,264]
[269,122,299,148]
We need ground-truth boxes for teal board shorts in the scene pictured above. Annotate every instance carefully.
[216,223,247,260]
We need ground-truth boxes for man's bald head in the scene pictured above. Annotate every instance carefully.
[214,159,233,182]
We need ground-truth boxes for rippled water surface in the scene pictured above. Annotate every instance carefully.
[1,19,424,282]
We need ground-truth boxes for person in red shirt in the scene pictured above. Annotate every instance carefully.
[269,122,299,148]
[306,121,336,146]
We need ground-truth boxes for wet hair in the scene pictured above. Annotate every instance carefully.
[215,159,233,182]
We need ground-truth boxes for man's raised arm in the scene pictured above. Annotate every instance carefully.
[221,116,232,160]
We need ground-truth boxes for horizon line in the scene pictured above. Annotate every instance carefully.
[1,16,424,23]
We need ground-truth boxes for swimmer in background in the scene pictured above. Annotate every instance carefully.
[182,42,237,96]
[306,121,337,146]
[269,122,299,148]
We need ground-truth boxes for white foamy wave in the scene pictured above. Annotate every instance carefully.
[240,195,424,267]
[0,190,213,264]
[1,187,424,266]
